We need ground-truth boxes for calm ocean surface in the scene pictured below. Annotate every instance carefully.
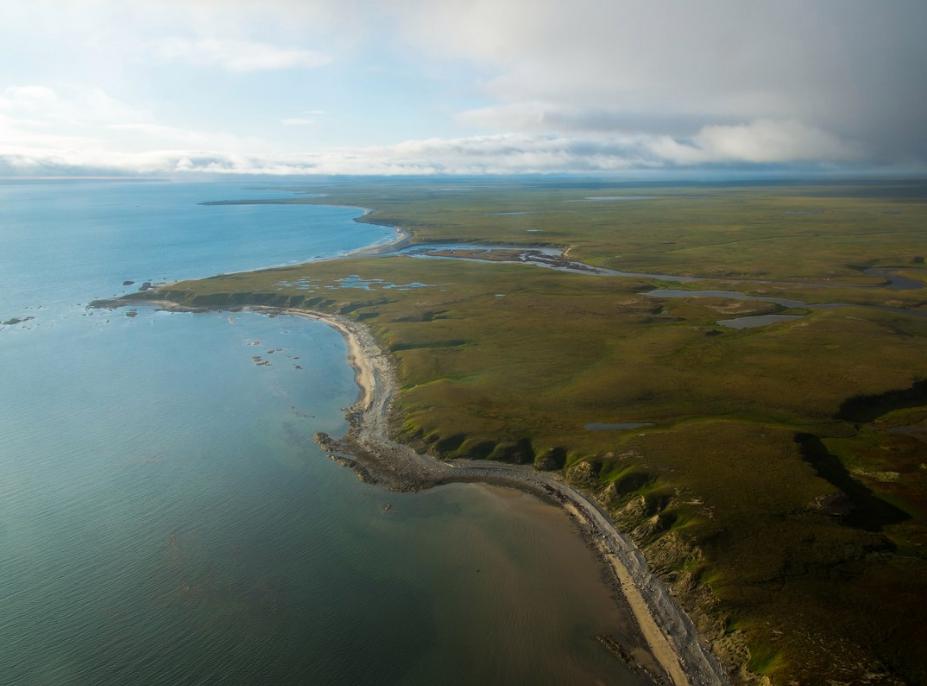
[0,180,645,685]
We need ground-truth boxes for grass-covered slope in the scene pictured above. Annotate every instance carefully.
[150,181,927,684]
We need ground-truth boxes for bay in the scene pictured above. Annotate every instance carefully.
[0,180,647,685]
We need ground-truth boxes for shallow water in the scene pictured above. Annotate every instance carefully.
[568,196,658,202]
[398,242,927,307]
[585,422,654,431]
[717,314,803,329]
[644,288,808,308]
[647,288,927,321]
[399,241,561,257]
[862,267,924,290]
[398,242,698,281]
[0,181,647,685]
[334,275,429,291]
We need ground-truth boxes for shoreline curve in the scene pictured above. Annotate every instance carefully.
[94,295,730,685]
[93,200,728,685]
[260,304,730,686]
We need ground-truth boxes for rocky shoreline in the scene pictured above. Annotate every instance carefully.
[271,306,730,686]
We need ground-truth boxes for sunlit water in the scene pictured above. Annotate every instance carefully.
[0,181,646,685]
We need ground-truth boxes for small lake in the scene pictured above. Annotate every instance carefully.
[717,314,804,329]
[397,242,699,281]
[585,422,654,431]
[862,267,924,290]
[643,288,808,308]
[567,196,659,202]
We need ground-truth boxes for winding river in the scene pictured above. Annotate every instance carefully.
[395,242,925,325]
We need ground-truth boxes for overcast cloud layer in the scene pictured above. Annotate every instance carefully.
[0,0,924,176]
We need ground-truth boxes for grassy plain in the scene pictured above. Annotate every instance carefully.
[151,180,927,684]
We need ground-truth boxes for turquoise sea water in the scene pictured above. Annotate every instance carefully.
[0,181,646,685]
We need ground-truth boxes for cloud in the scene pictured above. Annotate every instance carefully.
[281,117,317,127]
[0,85,265,171]
[460,102,729,136]
[0,85,144,129]
[152,37,331,72]
[0,123,867,178]
[0,86,146,156]
[654,120,861,165]
[0,1,924,175]
[400,0,927,162]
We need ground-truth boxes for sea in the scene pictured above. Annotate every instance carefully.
[0,179,647,685]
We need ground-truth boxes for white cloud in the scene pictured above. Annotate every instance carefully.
[0,123,866,178]
[644,120,861,166]
[689,120,860,164]
[152,37,331,72]
[281,117,317,127]
[0,85,144,130]
[0,86,147,155]
[0,85,266,171]
[282,109,326,126]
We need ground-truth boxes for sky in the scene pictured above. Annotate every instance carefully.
[0,0,925,177]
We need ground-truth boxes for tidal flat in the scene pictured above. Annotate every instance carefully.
[147,179,927,685]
